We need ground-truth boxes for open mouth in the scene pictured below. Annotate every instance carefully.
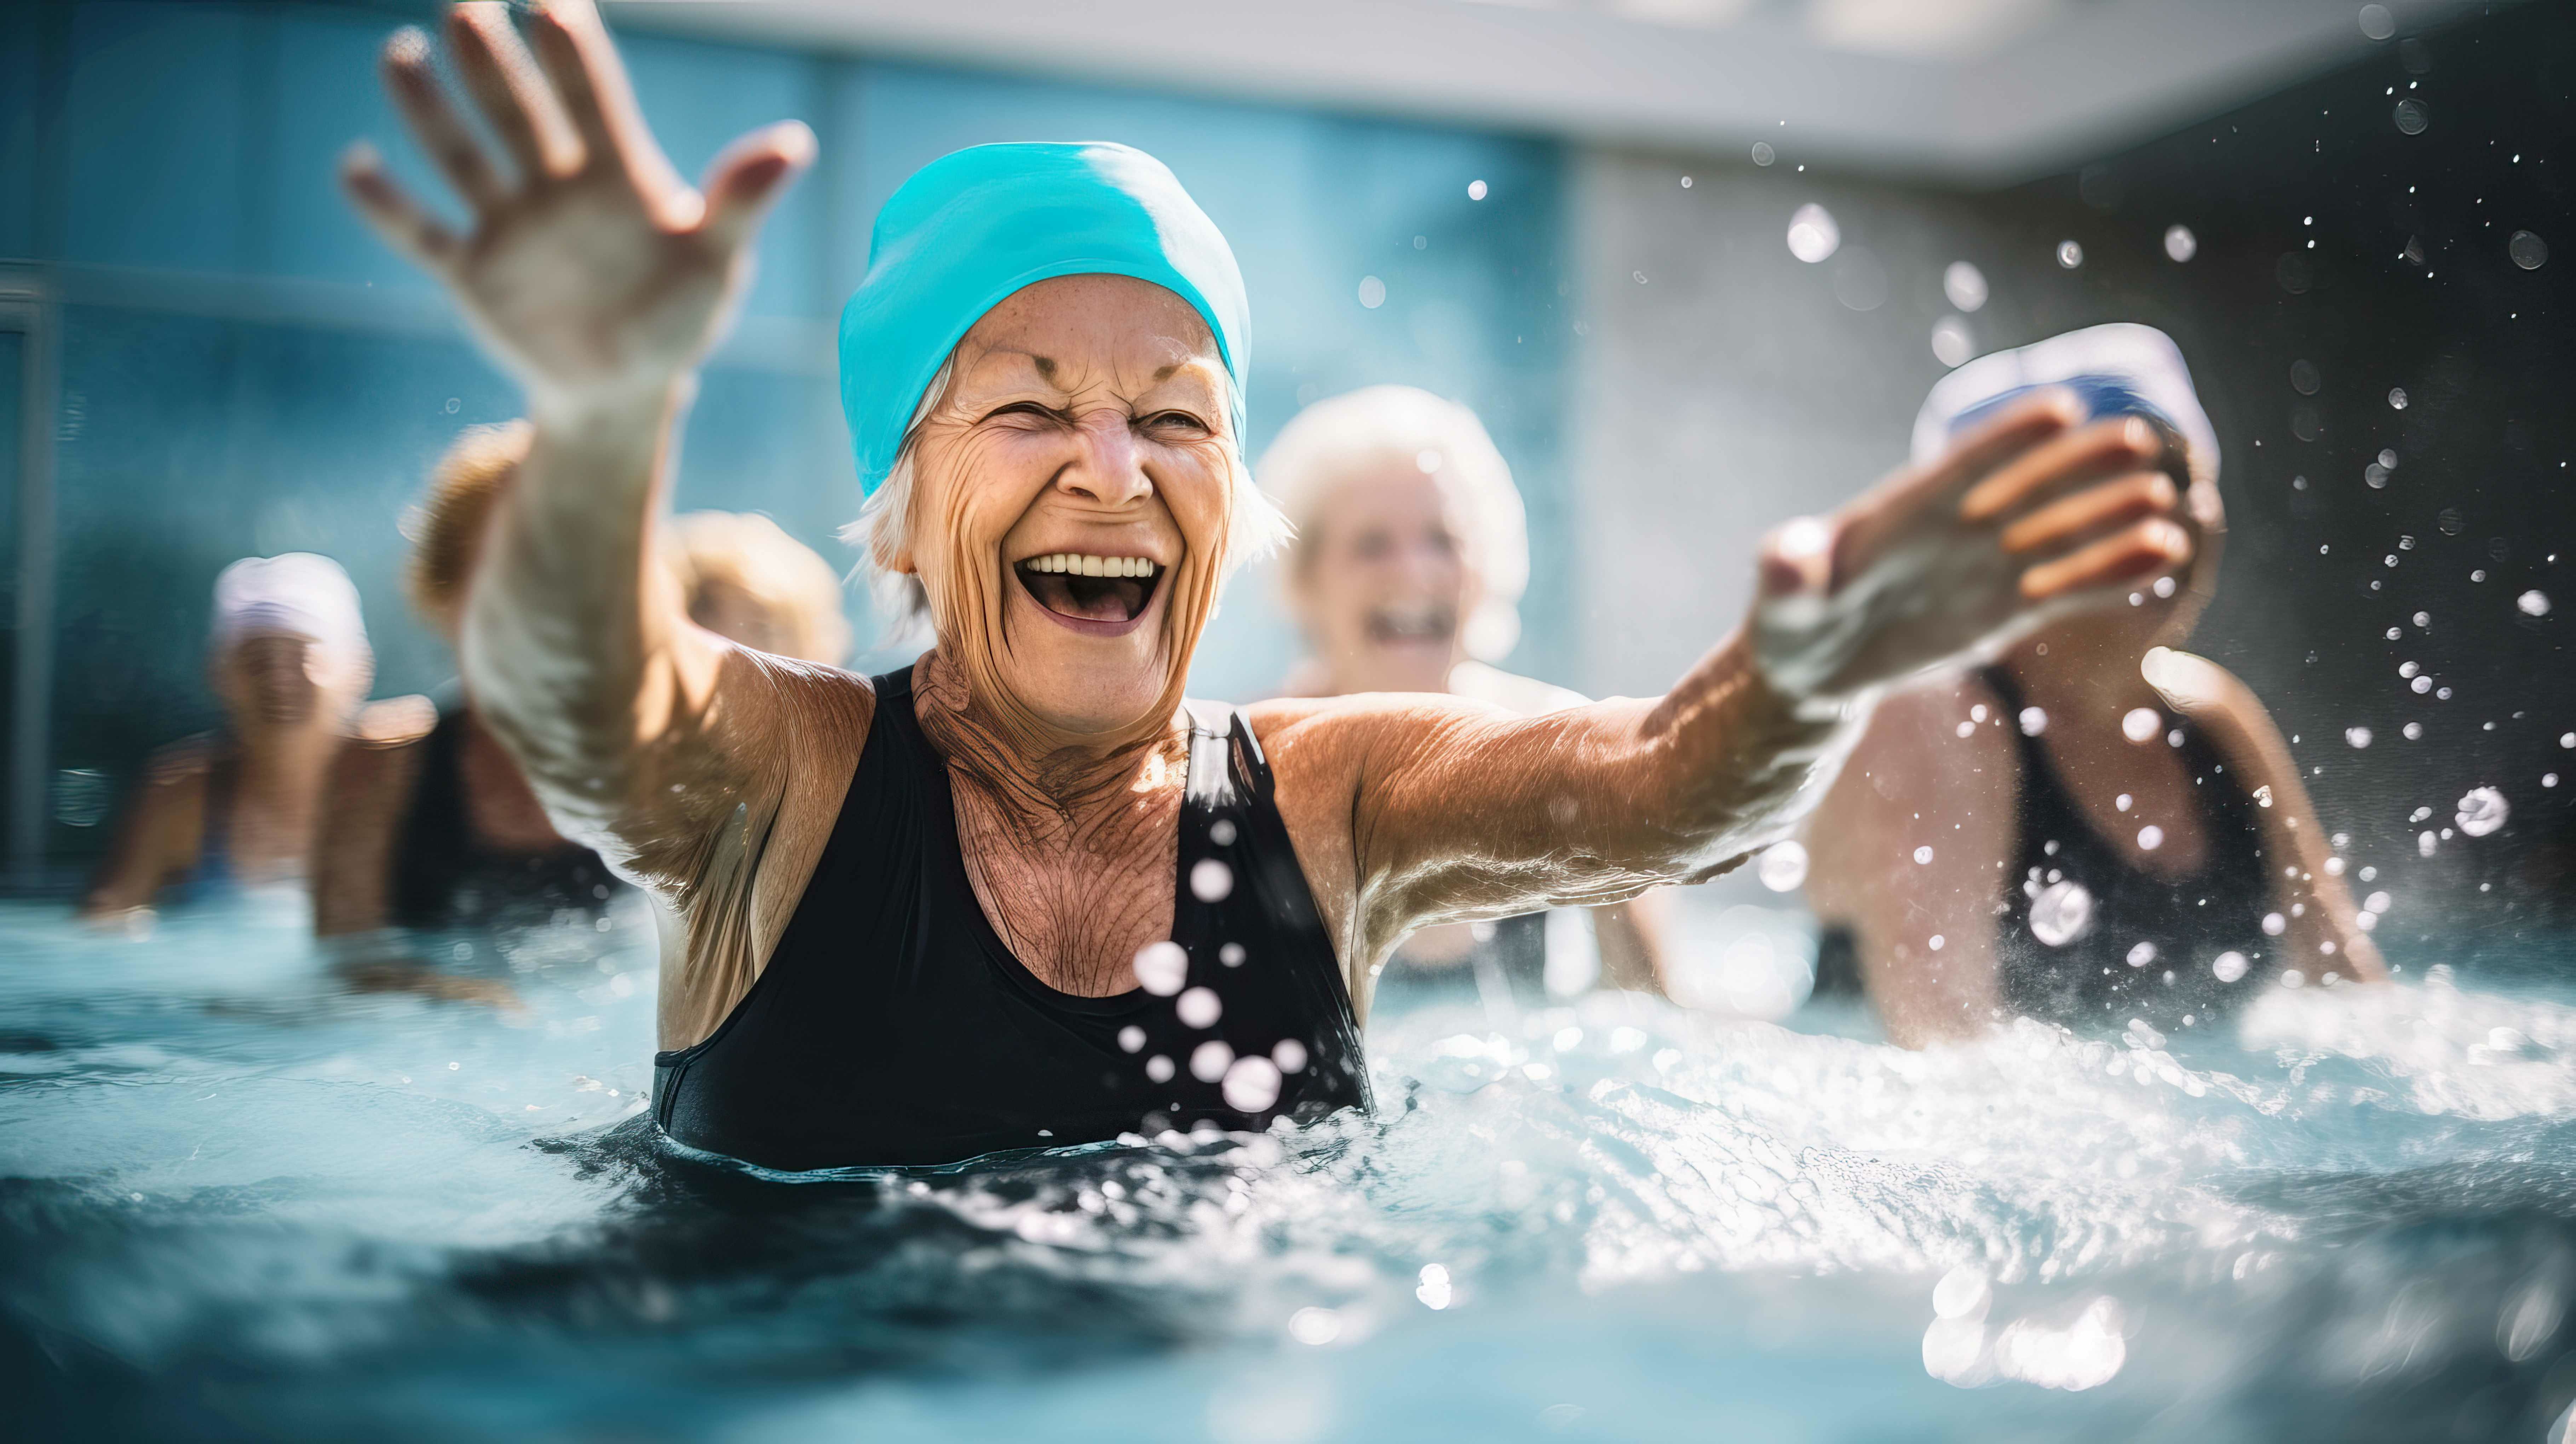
[1014,552,1166,625]
[1364,601,1456,646]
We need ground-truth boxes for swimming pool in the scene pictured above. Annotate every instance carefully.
[5,894,2574,1442]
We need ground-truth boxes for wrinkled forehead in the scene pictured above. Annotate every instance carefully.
[949,275,1224,397]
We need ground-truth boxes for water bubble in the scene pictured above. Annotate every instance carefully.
[1466,179,1488,201]
[2126,941,2158,968]
[1416,1264,1454,1310]
[1357,276,1386,309]
[1288,1306,1341,1345]
[1272,1037,1309,1074]
[1933,1266,1993,1320]
[1117,1025,1146,1053]
[2365,462,2390,488]
[1219,942,1246,968]
[2212,951,2250,983]
[1134,940,1189,995]
[2509,230,2549,270]
[1178,986,1223,1028]
[1191,857,1235,902]
[1833,248,1888,311]
[2418,830,2438,858]
[2116,793,2134,812]
[2413,610,2431,627]
[2163,225,2198,263]
[2411,676,2432,694]
[2358,4,2395,40]
[1757,840,1810,893]
[1146,1054,1176,1083]
[2519,590,2552,617]
[1943,260,1989,312]
[2403,722,2424,740]
[2056,240,2085,269]
[2019,707,2048,737]
[2262,912,2287,936]
[1210,818,1239,847]
[1190,1039,1235,1082]
[1787,204,1840,263]
[1750,142,1776,166]
[2388,386,2409,410]
[1221,1055,1282,1112]
[2123,708,2163,743]
[1913,845,1935,865]
[2392,98,2429,134]
[2290,359,2322,395]
[2282,970,2306,989]
[2561,733,2574,750]
[1931,315,1976,368]
[2455,786,2511,836]
[2346,727,2374,749]
[2029,880,2095,946]
[2137,825,2165,852]
[2153,575,2177,599]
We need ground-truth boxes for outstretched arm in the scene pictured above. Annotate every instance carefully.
[341,2,855,1044]
[1257,398,2196,990]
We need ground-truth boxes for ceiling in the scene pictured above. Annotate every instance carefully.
[605,0,2487,184]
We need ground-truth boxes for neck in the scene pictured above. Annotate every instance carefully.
[232,715,340,799]
[2002,619,2165,723]
[912,649,1187,825]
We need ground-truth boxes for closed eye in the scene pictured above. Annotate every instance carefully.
[1139,409,1212,436]
[982,401,1068,425]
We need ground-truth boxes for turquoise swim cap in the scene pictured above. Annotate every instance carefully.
[837,142,1249,498]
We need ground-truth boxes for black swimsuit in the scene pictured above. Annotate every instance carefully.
[651,666,1371,1172]
[390,709,620,930]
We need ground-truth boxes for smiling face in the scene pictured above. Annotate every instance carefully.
[1289,460,1482,697]
[887,275,1240,747]
[212,631,365,735]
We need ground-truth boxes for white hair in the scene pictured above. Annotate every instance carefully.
[842,355,1286,645]
[1255,384,1529,661]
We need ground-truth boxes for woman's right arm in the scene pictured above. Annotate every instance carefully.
[341,2,851,1037]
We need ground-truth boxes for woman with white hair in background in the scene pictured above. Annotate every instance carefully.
[1262,385,1671,1011]
[81,553,377,918]
[338,1,2196,1170]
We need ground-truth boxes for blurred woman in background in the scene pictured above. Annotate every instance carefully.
[312,422,850,940]
[82,554,376,921]
[1261,385,1671,1011]
[1802,327,2385,1044]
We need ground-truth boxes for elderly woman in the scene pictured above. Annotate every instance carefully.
[342,1,2194,1169]
[82,553,375,919]
[1802,327,2384,1044]
[1261,385,1671,1009]
[314,421,850,939]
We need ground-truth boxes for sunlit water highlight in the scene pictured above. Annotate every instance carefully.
[6,898,2576,1441]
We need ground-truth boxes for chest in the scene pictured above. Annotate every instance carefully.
[948,777,1181,997]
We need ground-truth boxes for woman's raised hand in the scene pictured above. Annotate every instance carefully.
[341,1,812,419]
[1751,390,2195,704]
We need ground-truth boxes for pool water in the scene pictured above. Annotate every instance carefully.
[6,894,2576,1442]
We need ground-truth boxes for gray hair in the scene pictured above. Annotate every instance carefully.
[843,356,1287,646]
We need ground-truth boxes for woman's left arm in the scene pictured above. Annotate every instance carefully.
[2143,647,2387,982]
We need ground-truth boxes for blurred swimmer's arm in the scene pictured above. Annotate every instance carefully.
[2144,648,2387,983]
[78,740,212,921]
[1254,395,2192,997]
[1801,678,2014,1045]
[310,734,423,938]
[1589,894,1672,995]
[340,4,851,1044]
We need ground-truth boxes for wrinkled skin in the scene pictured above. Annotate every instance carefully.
[345,1,2197,1051]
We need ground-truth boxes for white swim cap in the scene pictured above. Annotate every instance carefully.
[1913,322,2219,491]
[208,552,370,666]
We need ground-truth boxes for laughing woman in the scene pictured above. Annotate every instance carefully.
[344,1,2198,1170]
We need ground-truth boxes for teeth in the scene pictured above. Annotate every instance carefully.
[1023,554,1158,578]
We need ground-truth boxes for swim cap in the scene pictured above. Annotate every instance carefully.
[208,552,369,664]
[837,142,1249,498]
[1912,322,2219,490]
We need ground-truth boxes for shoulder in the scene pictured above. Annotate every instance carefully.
[324,723,428,804]
[2140,648,2282,762]
[353,694,440,746]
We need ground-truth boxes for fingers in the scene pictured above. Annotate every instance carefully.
[1999,470,2177,555]
[1909,389,2086,504]
[526,1,615,160]
[530,1,693,217]
[2017,516,2191,602]
[1961,414,2169,525]
[1755,516,1838,600]
[380,27,505,211]
[448,3,574,179]
[340,141,458,271]
[701,122,818,250]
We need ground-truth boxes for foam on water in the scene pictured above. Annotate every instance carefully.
[5,900,2575,1440]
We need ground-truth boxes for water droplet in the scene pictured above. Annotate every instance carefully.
[2418,830,2439,858]
[2519,590,2552,617]
[2254,784,2276,808]
[2282,970,2306,989]
[2163,225,2198,262]
[1416,1264,1454,1310]
[1943,261,1989,312]
[2153,575,2177,599]
[2056,239,2085,269]
[1913,845,1935,865]
[2123,708,2163,743]
[1787,204,1840,263]
[1133,940,1188,995]
[1146,1054,1175,1083]
[1357,275,1386,309]
[1117,1025,1146,1053]
[1466,179,1488,201]
[2388,386,2409,410]
[1209,818,1238,847]
[2019,707,2048,736]
[2403,722,2424,739]
[2392,98,2429,134]
[2126,941,2158,968]
[1221,1055,1282,1112]
[1757,840,1810,893]
[1933,1266,1992,1320]
[2411,675,2432,694]
[1750,142,1776,166]
[2262,912,2287,936]
[2346,726,2374,749]
[1190,1039,1234,1082]
[1219,942,1247,968]
[2029,880,2095,946]
[2212,951,2250,983]
[1177,986,1222,1028]
[1190,857,1235,902]
[1931,315,1975,368]
[2455,786,2511,836]
[1289,1306,1342,1345]
[2137,825,2165,851]
[2358,4,2395,40]
[2509,230,2549,270]
[1272,1038,1309,1074]
[2290,359,2322,395]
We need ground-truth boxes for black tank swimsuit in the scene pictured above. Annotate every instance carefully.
[390,709,620,930]
[651,666,1372,1172]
